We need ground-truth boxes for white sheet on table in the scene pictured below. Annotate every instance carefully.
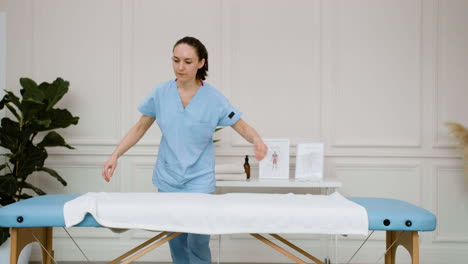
[64,192,368,236]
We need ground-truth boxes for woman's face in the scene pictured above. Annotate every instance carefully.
[172,43,205,83]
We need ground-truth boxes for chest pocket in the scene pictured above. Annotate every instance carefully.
[187,120,213,146]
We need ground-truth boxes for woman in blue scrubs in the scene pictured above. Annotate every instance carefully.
[102,36,268,264]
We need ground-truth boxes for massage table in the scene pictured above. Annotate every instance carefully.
[0,193,436,264]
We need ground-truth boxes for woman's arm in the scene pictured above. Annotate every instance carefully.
[231,119,268,161]
[102,115,155,182]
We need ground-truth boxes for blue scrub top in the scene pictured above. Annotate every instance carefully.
[138,80,242,193]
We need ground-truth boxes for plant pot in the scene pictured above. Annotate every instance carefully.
[0,237,33,264]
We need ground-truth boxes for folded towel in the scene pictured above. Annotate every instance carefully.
[215,163,245,174]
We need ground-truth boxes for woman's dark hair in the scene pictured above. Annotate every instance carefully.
[173,36,209,81]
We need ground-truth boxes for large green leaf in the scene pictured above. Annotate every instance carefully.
[0,173,17,196]
[38,108,79,131]
[22,118,53,133]
[38,131,74,149]
[36,119,52,128]
[37,167,67,186]
[19,77,37,91]
[21,100,46,124]
[0,194,15,207]
[20,78,45,104]
[15,142,47,179]
[18,181,46,196]
[1,91,22,110]
[4,102,21,121]
[0,118,20,152]
[41,78,69,110]
[16,193,33,200]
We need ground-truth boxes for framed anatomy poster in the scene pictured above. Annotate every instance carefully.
[259,139,290,179]
[294,142,324,181]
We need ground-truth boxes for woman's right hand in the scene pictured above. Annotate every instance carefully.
[101,115,155,182]
[102,155,118,182]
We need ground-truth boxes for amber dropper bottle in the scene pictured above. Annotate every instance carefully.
[244,155,251,179]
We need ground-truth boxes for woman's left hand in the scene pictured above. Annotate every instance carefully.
[254,140,268,161]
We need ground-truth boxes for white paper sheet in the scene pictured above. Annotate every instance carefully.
[64,192,368,235]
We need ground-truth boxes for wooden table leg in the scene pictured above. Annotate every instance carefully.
[251,234,308,264]
[10,227,54,264]
[109,231,170,264]
[269,234,325,264]
[118,232,181,264]
[385,231,419,264]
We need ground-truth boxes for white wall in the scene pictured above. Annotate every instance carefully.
[0,12,6,167]
[0,12,4,99]
[1,0,468,263]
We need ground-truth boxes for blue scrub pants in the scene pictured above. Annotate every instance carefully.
[168,232,211,264]
[158,189,212,263]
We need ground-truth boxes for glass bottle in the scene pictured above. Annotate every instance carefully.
[244,155,251,180]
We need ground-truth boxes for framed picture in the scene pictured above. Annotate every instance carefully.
[294,142,324,181]
[259,139,290,179]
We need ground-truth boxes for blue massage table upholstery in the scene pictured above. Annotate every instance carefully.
[348,197,436,231]
[0,194,437,264]
[0,194,436,231]
[0,194,99,228]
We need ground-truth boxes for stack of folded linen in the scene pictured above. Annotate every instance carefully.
[215,163,246,181]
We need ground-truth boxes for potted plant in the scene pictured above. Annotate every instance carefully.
[0,77,79,246]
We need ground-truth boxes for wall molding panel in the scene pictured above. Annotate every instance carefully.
[433,164,468,243]
[332,160,422,205]
[326,0,423,148]
[31,0,123,146]
[433,0,468,148]
[225,0,322,147]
